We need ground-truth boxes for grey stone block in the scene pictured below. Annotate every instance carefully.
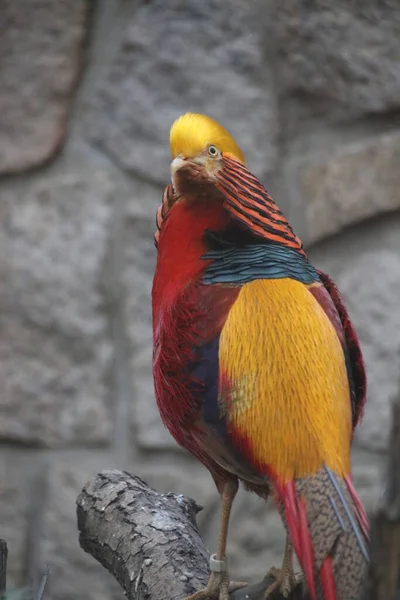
[0,0,89,174]
[266,0,400,130]
[0,170,115,446]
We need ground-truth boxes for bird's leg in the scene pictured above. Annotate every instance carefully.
[264,537,302,599]
[184,478,246,600]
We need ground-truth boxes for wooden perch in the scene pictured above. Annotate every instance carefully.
[77,470,304,600]
[76,396,400,600]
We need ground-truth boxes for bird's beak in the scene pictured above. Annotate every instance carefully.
[170,154,207,177]
[170,155,186,176]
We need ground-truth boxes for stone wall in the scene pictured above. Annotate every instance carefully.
[1,0,399,597]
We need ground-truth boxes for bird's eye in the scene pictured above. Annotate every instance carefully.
[208,145,219,157]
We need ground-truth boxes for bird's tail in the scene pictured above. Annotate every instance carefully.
[273,466,369,600]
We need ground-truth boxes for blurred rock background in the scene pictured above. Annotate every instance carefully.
[0,0,399,598]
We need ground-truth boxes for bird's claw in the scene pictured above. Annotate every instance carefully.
[183,571,247,600]
[264,566,302,599]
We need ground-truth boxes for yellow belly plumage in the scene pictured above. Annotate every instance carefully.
[218,278,352,481]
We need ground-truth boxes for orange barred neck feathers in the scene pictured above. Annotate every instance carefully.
[216,155,305,255]
[170,113,245,163]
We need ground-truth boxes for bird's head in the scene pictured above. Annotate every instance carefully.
[169,113,245,198]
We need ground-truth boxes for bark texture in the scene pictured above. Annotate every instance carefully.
[76,470,304,600]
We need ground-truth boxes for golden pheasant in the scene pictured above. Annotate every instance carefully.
[152,113,368,600]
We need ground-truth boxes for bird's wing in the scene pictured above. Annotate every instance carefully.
[315,270,367,429]
[214,277,352,480]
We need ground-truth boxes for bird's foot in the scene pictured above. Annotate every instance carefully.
[184,554,247,600]
[263,566,302,599]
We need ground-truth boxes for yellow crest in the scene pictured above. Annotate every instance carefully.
[170,113,245,164]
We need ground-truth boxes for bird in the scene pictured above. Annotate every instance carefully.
[152,112,368,600]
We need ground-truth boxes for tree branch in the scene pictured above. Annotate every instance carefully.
[76,470,304,600]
